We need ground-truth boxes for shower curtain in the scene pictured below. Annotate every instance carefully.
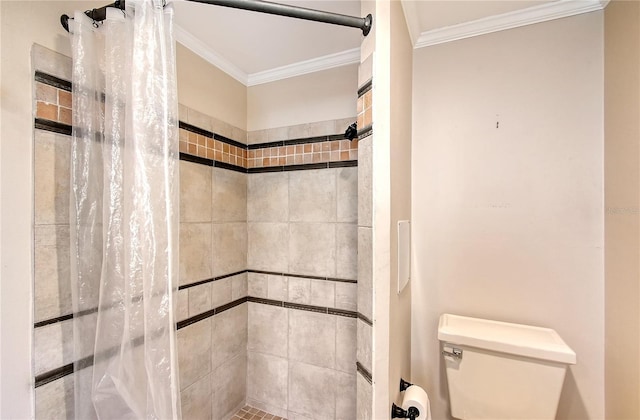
[69,1,181,418]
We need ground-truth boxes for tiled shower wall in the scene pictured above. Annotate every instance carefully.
[244,166,358,419]
[32,43,359,420]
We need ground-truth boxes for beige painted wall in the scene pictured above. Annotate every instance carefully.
[410,12,605,420]
[246,64,358,131]
[604,1,640,418]
[177,43,247,131]
[388,0,413,413]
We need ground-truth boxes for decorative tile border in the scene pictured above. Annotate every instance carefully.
[35,293,358,388]
[34,268,357,330]
[357,78,372,135]
[35,70,358,172]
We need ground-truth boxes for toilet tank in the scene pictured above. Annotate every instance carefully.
[438,314,576,420]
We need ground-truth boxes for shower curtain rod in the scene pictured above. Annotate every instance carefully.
[60,0,372,36]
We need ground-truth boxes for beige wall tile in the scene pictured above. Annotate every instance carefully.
[180,373,212,420]
[287,277,311,305]
[310,280,335,308]
[336,317,356,374]
[357,227,372,320]
[335,371,357,420]
[34,130,70,225]
[289,310,335,369]
[289,223,336,277]
[34,225,71,322]
[211,304,247,370]
[307,120,337,137]
[289,169,336,222]
[212,352,247,420]
[231,272,248,300]
[34,320,73,376]
[188,108,213,132]
[178,319,212,390]
[335,283,357,312]
[337,167,358,223]
[212,222,247,276]
[248,272,268,298]
[356,372,372,420]
[248,173,289,222]
[248,303,288,357]
[357,136,372,227]
[177,289,189,322]
[336,224,357,280]
[180,161,212,223]
[247,129,268,145]
[267,274,288,301]
[179,223,212,286]
[35,375,74,420]
[356,319,372,374]
[288,361,335,419]
[247,351,288,411]
[211,277,232,309]
[212,168,247,222]
[188,283,212,317]
[248,223,289,272]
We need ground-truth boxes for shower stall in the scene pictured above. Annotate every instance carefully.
[31,0,378,418]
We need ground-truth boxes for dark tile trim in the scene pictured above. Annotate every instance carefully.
[357,361,373,384]
[357,125,373,140]
[178,270,248,291]
[35,295,355,387]
[329,160,358,168]
[35,363,74,388]
[357,79,373,97]
[328,308,357,318]
[179,121,213,138]
[214,160,246,173]
[214,133,246,150]
[35,118,72,136]
[247,296,284,307]
[284,302,328,314]
[35,71,72,92]
[179,152,213,166]
[176,296,248,329]
[247,165,285,173]
[247,140,284,150]
[358,313,373,326]
[248,160,358,174]
[247,134,349,150]
[34,313,73,328]
[177,308,215,330]
[247,269,357,284]
[34,307,98,329]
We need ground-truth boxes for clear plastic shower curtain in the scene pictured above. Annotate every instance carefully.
[69,1,181,418]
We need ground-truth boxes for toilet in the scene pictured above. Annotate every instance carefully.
[438,314,576,420]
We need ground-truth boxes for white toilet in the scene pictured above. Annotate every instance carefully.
[438,314,576,420]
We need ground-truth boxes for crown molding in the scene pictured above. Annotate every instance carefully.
[415,0,607,49]
[246,48,360,86]
[175,24,359,87]
[400,0,421,46]
[174,24,248,85]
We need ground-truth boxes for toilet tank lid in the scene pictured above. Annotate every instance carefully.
[438,314,576,365]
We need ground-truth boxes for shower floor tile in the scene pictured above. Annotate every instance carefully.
[231,405,287,420]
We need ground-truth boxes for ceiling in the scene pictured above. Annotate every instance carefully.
[172,0,603,85]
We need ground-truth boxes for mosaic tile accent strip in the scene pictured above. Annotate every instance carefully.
[35,70,358,171]
[232,405,286,420]
[357,79,372,134]
[247,139,357,168]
